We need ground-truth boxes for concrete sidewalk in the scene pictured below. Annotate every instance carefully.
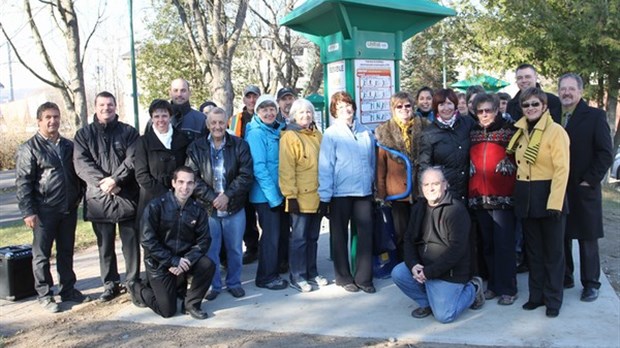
[1,224,619,347]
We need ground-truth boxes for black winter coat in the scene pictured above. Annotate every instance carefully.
[16,133,83,216]
[74,115,139,222]
[404,192,472,283]
[565,100,614,239]
[507,86,562,123]
[141,191,211,277]
[419,115,475,201]
[134,129,190,221]
[185,133,254,216]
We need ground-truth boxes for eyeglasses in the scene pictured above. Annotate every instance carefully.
[521,102,541,109]
[476,108,495,115]
[395,104,412,109]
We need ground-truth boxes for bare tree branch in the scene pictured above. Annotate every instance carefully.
[81,1,105,64]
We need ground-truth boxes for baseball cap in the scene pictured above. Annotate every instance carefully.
[277,87,296,100]
[243,85,261,97]
[255,95,277,110]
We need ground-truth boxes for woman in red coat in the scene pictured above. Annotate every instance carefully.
[468,93,518,305]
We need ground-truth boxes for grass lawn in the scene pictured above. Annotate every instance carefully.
[0,208,97,251]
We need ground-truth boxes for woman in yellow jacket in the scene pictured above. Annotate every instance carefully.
[507,87,569,318]
[279,98,328,292]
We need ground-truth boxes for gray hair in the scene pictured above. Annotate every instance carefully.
[419,166,447,186]
[558,73,583,90]
[288,98,315,123]
[207,106,229,120]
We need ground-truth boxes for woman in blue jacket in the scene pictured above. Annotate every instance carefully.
[318,91,376,293]
[245,95,288,290]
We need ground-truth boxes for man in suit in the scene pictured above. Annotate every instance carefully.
[507,64,562,123]
[559,73,614,302]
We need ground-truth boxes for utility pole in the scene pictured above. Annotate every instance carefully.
[128,0,139,129]
[7,43,14,101]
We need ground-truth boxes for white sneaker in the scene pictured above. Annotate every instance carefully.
[290,280,312,292]
[309,275,329,287]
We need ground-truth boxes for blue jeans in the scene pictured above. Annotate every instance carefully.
[391,262,475,323]
[289,212,322,283]
[207,209,245,291]
[254,203,287,285]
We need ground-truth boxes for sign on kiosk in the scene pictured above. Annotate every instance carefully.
[354,59,395,126]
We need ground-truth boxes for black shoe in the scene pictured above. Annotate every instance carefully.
[278,262,289,274]
[516,263,529,274]
[99,286,121,302]
[205,290,220,301]
[242,251,258,265]
[564,276,575,289]
[580,287,599,302]
[411,306,432,319]
[522,301,545,310]
[186,306,208,320]
[256,278,288,290]
[545,307,559,318]
[61,289,92,304]
[228,287,245,298]
[127,281,146,308]
[341,283,359,293]
[357,284,376,294]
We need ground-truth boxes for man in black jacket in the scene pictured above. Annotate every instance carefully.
[74,91,141,302]
[391,167,484,323]
[507,64,562,123]
[16,102,91,312]
[131,166,215,319]
[559,73,614,302]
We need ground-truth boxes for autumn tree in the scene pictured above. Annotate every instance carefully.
[0,0,103,127]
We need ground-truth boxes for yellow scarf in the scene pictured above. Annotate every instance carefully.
[506,113,553,164]
[393,117,413,155]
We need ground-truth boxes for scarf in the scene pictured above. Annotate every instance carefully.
[506,113,552,164]
[436,114,457,128]
[392,117,413,155]
[153,125,173,149]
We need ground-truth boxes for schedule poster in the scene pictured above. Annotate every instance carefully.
[354,59,395,127]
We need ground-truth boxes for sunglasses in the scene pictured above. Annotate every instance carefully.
[476,108,494,115]
[521,102,541,109]
[395,104,412,109]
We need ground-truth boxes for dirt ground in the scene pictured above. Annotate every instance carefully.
[3,188,619,348]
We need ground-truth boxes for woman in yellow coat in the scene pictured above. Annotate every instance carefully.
[279,98,327,292]
[507,87,570,318]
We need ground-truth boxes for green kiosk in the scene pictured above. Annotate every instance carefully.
[281,0,455,130]
[281,0,455,274]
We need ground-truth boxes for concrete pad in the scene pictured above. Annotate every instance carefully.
[114,230,620,348]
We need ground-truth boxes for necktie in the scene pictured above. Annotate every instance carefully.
[562,112,571,127]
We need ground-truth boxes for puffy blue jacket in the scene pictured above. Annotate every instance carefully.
[318,119,375,201]
[245,114,285,207]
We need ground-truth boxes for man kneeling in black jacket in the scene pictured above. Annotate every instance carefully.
[391,167,485,323]
[131,166,215,319]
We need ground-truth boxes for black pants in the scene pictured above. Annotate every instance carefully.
[137,255,214,318]
[91,220,141,290]
[523,215,565,310]
[564,238,601,289]
[243,202,259,253]
[390,201,412,262]
[32,210,78,298]
[329,196,374,287]
[476,209,517,296]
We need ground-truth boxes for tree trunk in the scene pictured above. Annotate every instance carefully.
[60,0,88,127]
[607,69,619,148]
[304,46,323,95]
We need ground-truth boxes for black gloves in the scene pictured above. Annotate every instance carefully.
[547,209,562,221]
[318,201,330,218]
[286,198,300,214]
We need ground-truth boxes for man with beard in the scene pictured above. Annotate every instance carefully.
[559,73,613,302]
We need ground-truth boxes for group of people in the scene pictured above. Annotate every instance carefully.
[15,63,613,324]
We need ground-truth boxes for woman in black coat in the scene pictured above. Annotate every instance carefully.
[419,89,475,202]
[135,99,191,221]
